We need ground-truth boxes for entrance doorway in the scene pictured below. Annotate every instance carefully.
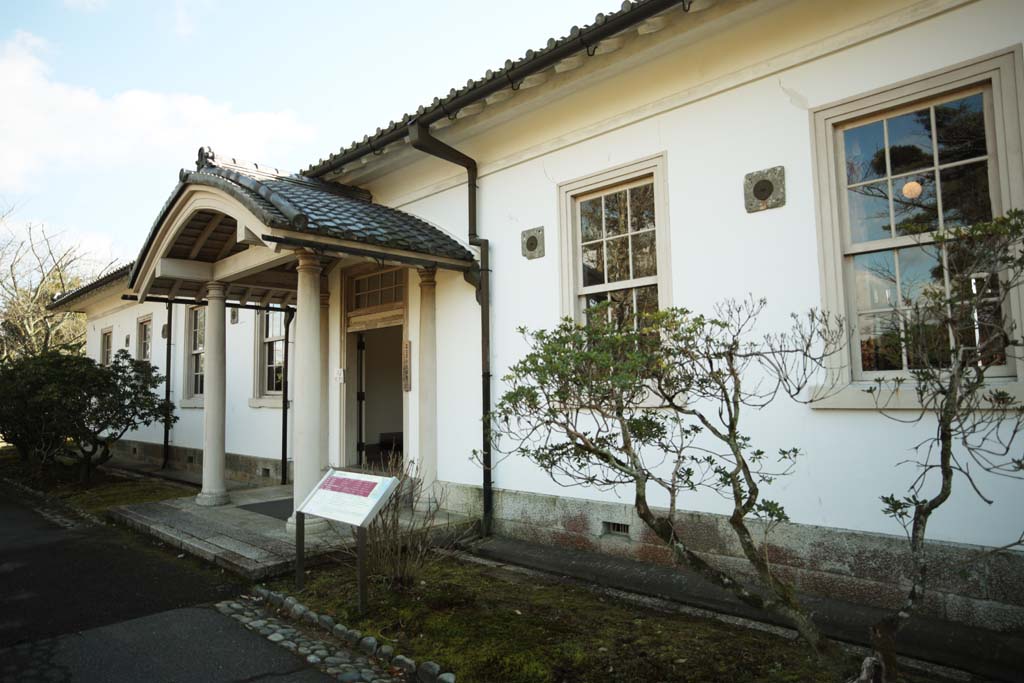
[354,325,403,470]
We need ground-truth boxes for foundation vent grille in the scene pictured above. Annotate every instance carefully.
[602,521,630,536]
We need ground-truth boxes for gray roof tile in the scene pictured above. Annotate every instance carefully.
[129,149,473,287]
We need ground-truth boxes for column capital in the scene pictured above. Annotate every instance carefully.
[417,267,437,287]
[296,251,322,273]
[205,281,227,298]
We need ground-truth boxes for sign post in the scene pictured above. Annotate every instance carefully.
[294,469,399,614]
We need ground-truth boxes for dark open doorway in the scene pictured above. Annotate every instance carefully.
[355,325,403,470]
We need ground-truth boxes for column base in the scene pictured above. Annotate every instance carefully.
[196,490,230,507]
[286,513,331,537]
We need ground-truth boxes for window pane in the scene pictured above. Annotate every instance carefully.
[604,191,627,236]
[905,314,950,370]
[367,291,380,307]
[958,299,1006,367]
[844,120,886,184]
[629,184,655,232]
[853,251,896,311]
[585,292,608,309]
[355,277,368,293]
[580,197,602,242]
[893,172,938,235]
[886,109,933,175]
[936,93,986,164]
[381,270,394,287]
[847,182,891,243]
[897,246,944,307]
[355,293,366,309]
[635,285,658,318]
[582,243,604,286]
[381,288,394,305]
[631,231,657,278]
[608,288,634,323]
[859,314,902,371]
[606,236,630,283]
[940,161,991,228]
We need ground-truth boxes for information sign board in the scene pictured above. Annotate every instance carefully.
[296,469,399,528]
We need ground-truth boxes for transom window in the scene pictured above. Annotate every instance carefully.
[260,309,287,394]
[100,328,112,366]
[188,306,205,396]
[575,177,659,321]
[353,268,404,311]
[838,87,1006,376]
[137,317,152,361]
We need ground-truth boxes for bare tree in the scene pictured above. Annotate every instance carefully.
[854,210,1024,681]
[491,299,845,655]
[0,210,110,360]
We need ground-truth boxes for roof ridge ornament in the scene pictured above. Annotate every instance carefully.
[197,146,216,170]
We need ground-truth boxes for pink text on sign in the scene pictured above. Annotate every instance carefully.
[319,477,378,498]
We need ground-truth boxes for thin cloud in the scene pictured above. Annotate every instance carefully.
[174,0,195,38]
[0,31,316,194]
[62,0,108,11]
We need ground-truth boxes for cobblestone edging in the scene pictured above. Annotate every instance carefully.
[219,588,456,683]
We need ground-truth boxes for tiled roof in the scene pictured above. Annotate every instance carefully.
[48,262,133,310]
[302,0,682,178]
[129,148,474,287]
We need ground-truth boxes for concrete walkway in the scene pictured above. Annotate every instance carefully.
[110,486,478,579]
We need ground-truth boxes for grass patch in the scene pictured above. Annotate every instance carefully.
[273,555,946,683]
[0,445,191,513]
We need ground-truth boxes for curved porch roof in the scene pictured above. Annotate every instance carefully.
[129,148,476,305]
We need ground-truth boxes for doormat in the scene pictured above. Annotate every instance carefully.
[237,498,293,521]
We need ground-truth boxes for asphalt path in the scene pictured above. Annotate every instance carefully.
[0,484,331,682]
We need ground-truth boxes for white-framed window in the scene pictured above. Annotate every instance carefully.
[187,306,206,396]
[558,155,672,321]
[258,309,287,395]
[100,328,113,366]
[812,49,1024,394]
[137,316,152,362]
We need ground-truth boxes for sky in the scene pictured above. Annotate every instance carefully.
[0,0,611,266]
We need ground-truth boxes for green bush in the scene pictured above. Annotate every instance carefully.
[0,350,175,480]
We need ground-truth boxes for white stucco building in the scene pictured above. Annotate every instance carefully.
[52,0,1024,630]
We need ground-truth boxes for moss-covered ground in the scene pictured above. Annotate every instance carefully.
[0,445,191,514]
[274,556,947,683]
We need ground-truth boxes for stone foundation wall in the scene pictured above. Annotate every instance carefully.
[110,439,292,486]
[442,482,1024,632]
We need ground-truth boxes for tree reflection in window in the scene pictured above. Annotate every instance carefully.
[840,90,1005,374]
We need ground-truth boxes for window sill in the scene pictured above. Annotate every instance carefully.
[179,397,204,409]
[809,379,1024,410]
[248,396,284,409]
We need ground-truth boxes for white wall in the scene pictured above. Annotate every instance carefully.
[84,0,1024,549]
[84,291,294,461]
[379,0,1024,548]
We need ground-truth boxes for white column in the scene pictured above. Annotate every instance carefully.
[327,265,345,468]
[289,253,328,532]
[417,267,438,504]
[196,282,229,507]
[319,294,330,472]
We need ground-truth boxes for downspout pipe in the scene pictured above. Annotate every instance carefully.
[408,122,493,536]
[162,300,173,469]
[282,309,294,485]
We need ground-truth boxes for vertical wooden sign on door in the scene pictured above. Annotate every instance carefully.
[402,340,412,392]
